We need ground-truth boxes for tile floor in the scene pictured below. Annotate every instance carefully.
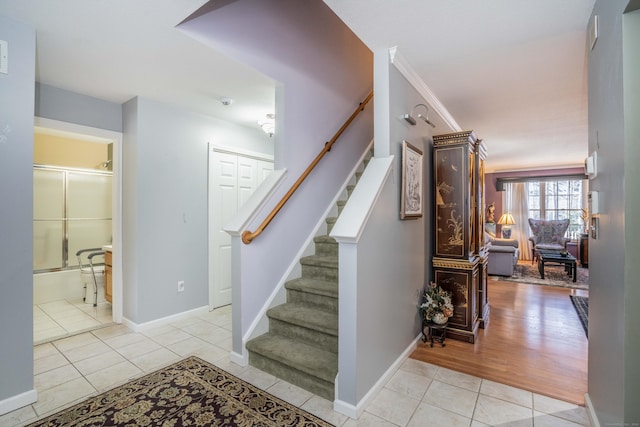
[4,305,591,427]
[33,299,113,345]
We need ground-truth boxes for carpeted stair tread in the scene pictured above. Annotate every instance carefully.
[268,303,338,337]
[314,235,337,244]
[300,255,338,268]
[285,277,338,298]
[246,334,338,383]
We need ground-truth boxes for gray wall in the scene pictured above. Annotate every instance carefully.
[35,83,123,132]
[122,96,271,324]
[0,15,36,409]
[587,1,640,424]
[622,5,640,424]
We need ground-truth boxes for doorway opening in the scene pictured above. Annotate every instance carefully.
[33,117,123,344]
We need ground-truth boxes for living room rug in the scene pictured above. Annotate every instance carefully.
[570,295,589,337]
[491,260,588,290]
[26,356,333,427]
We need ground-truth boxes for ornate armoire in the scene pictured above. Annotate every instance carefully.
[432,131,488,343]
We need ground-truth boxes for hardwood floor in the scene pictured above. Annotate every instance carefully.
[410,279,588,406]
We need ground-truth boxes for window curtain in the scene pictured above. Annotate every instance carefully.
[503,182,531,261]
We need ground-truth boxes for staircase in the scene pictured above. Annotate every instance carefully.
[246,149,372,401]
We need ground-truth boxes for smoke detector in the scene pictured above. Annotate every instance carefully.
[219,97,233,106]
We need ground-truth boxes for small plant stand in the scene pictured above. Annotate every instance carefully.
[422,320,448,348]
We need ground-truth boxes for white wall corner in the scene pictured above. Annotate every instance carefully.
[584,393,601,427]
[0,389,37,416]
[333,334,422,419]
[331,156,394,243]
[388,46,461,133]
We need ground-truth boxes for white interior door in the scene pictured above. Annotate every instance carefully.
[208,146,273,309]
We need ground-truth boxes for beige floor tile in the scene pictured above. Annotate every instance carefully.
[343,411,397,427]
[480,379,533,408]
[401,358,440,379]
[423,380,479,418]
[165,336,218,357]
[533,394,590,426]
[385,368,432,400]
[53,332,101,352]
[236,365,279,391]
[471,420,490,427]
[212,356,248,377]
[85,360,142,391]
[60,340,111,363]
[90,323,130,340]
[473,395,533,426]
[435,366,483,392]
[141,324,177,338]
[180,320,216,335]
[130,348,181,372]
[0,404,38,427]
[149,328,192,346]
[34,364,81,392]
[534,411,590,427]
[366,387,421,426]
[266,380,314,407]
[32,377,96,417]
[191,326,232,346]
[300,395,348,426]
[103,332,147,349]
[408,401,472,427]
[115,338,162,360]
[190,346,230,365]
[168,316,203,329]
[34,352,69,375]
[73,350,127,376]
[33,343,61,360]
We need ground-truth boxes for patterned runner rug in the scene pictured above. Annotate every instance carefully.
[570,295,589,338]
[27,356,333,427]
[490,260,588,290]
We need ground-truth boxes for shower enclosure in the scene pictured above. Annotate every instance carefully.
[33,165,112,273]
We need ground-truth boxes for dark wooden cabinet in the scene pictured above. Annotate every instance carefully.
[432,131,487,343]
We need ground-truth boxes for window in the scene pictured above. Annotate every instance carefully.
[527,179,585,238]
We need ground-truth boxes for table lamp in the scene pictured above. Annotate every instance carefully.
[497,213,516,238]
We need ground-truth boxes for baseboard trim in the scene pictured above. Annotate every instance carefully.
[584,393,600,427]
[121,305,210,333]
[230,351,248,367]
[334,334,421,419]
[0,389,37,416]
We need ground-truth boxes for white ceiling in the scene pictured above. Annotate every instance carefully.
[0,0,595,172]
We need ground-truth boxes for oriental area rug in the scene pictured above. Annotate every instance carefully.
[27,356,333,427]
[491,260,589,290]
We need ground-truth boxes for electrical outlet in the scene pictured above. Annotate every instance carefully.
[177,280,185,292]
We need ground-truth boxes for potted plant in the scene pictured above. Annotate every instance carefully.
[418,282,454,324]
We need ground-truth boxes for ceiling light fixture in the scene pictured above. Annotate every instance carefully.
[259,113,275,137]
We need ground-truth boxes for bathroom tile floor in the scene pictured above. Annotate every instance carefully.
[33,299,113,345]
[5,305,591,427]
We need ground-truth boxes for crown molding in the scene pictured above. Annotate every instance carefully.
[388,47,461,132]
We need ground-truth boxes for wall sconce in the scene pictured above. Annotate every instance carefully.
[258,114,275,137]
[497,212,516,239]
[403,103,435,128]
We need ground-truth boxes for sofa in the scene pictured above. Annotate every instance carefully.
[486,235,520,276]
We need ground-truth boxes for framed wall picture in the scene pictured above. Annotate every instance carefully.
[401,140,423,219]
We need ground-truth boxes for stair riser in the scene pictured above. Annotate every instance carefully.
[249,352,334,400]
[301,264,338,282]
[315,241,338,257]
[287,289,338,313]
[270,318,338,353]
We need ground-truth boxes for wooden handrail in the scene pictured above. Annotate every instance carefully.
[242,91,374,244]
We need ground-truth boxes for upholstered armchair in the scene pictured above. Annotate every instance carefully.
[486,236,520,276]
[527,218,570,263]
